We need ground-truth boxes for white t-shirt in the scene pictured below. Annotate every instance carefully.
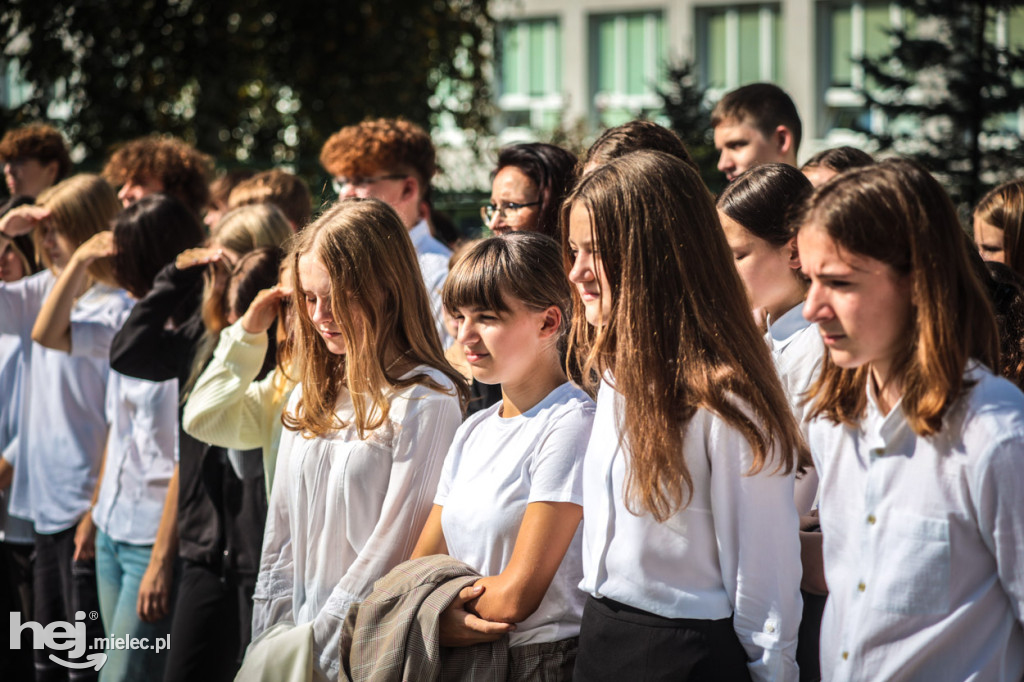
[435,381,594,646]
[0,271,132,533]
[408,219,452,348]
[252,366,462,682]
[0,332,33,544]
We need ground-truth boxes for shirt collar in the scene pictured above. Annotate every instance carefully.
[407,218,431,247]
[765,303,812,352]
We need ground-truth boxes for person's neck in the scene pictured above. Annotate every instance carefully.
[498,354,566,418]
[869,363,903,416]
[765,287,807,323]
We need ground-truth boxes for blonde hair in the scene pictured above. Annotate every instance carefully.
[34,174,120,283]
[284,198,467,438]
[210,204,292,254]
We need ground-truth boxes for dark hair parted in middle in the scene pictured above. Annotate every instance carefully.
[494,143,577,239]
[112,194,206,299]
[717,163,813,247]
[443,232,572,340]
[562,150,809,521]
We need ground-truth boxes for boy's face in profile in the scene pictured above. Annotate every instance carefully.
[713,117,789,182]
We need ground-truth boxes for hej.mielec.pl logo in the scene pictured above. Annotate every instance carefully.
[9,610,108,670]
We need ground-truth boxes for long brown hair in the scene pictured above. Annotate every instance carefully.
[798,158,999,436]
[34,174,120,284]
[975,178,1024,276]
[562,151,809,521]
[284,198,467,438]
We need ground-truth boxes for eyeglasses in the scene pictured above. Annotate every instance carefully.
[480,200,542,225]
[331,174,407,194]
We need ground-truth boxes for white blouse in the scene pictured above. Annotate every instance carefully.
[435,381,594,646]
[0,332,33,544]
[579,375,802,682]
[809,362,1024,682]
[765,303,825,514]
[251,366,462,681]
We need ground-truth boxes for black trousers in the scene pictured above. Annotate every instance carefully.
[573,596,753,682]
[32,526,105,682]
[162,559,257,682]
[0,540,34,681]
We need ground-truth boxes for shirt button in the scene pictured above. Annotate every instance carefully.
[872,447,885,456]
[858,582,866,592]
[867,514,876,524]
[766,624,775,633]
[842,652,849,660]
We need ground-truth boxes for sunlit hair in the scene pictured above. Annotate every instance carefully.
[208,169,257,212]
[975,178,1024,276]
[211,204,292,254]
[800,146,873,174]
[443,232,573,364]
[562,151,809,521]
[0,123,72,181]
[493,144,577,239]
[34,174,120,283]
[797,158,999,436]
[228,169,312,230]
[102,135,213,215]
[319,118,435,201]
[112,194,204,298]
[582,119,697,174]
[184,246,284,401]
[284,198,467,438]
[711,83,802,153]
[717,163,812,247]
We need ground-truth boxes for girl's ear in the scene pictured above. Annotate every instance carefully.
[538,305,562,340]
[786,236,801,271]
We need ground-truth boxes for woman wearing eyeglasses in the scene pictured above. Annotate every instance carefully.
[482,143,577,239]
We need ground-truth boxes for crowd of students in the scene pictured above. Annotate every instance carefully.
[0,81,1022,682]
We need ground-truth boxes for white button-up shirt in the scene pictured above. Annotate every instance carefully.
[765,303,825,513]
[408,218,452,348]
[91,369,178,545]
[580,375,802,682]
[809,362,1024,682]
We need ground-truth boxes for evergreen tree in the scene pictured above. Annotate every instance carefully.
[859,0,1024,208]
[656,60,724,195]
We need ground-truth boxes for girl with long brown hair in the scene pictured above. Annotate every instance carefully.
[797,158,1024,681]
[564,151,806,682]
[249,198,466,681]
[974,177,1024,275]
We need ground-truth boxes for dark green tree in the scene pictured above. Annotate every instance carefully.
[859,0,1024,208]
[0,0,493,193]
[656,60,724,195]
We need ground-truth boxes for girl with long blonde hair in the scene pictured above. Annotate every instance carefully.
[564,151,807,682]
[249,198,466,681]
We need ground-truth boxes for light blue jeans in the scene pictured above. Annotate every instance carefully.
[95,529,174,682]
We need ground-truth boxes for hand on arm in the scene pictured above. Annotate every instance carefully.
[73,436,108,562]
[240,285,289,334]
[137,465,179,622]
[32,231,116,352]
[0,459,12,490]
[0,205,49,240]
[439,584,515,647]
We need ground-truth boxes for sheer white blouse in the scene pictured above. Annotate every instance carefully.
[251,366,462,681]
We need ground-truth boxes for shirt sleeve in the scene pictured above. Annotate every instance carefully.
[70,304,132,360]
[972,435,1024,630]
[182,320,281,454]
[310,388,462,680]
[251,429,297,642]
[527,401,595,505]
[0,274,48,337]
[709,414,802,682]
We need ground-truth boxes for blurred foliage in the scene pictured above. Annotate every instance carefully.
[656,60,724,196]
[0,0,494,197]
[859,0,1024,208]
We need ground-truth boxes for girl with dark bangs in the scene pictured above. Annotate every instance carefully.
[564,151,807,682]
[248,198,466,682]
[797,158,1024,681]
[411,232,594,678]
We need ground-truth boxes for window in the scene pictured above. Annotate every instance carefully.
[589,11,665,128]
[0,59,33,109]
[496,18,563,132]
[697,5,781,96]
[817,1,900,136]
